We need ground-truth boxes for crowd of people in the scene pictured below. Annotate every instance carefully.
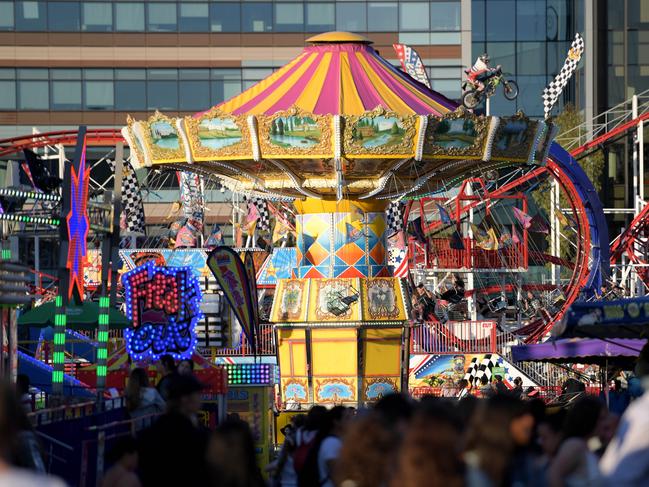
[1,346,649,486]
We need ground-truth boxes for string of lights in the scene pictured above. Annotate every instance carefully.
[0,188,60,201]
[51,295,66,390]
[0,214,60,225]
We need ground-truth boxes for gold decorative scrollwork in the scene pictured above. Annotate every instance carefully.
[423,106,490,159]
[343,106,417,157]
[183,107,252,161]
[140,111,187,163]
[258,106,333,158]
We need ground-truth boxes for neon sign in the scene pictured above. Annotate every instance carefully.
[65,136,90,302]
[122,262,202,361]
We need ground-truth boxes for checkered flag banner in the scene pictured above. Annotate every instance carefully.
[108,159,145,236]
[386,201,405,235]
[542,33,584,119]
[246,196,271,232]
[179,172,204,224]
[393,44,432,89]
[464,354,499,386]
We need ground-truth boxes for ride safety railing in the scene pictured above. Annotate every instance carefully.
[410,321,497,355]
[410,238,527,271]
[213,323,276,357]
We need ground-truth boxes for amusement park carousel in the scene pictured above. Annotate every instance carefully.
[123,32,606,406]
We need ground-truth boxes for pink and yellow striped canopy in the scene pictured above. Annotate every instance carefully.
[209,33,456,117]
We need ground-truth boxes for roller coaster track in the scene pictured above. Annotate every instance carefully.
[0,129,123,158]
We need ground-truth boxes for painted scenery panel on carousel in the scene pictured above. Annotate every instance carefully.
[259,111,332,158]
[143,115,186,163]
[346,115,415,156]
[490,116,539,162]
[308,278,361,322]
[361,278,408,321]
[422,112,489,159]
[271,279,309,323]
[185,113,252,161]
[343,158,393,179]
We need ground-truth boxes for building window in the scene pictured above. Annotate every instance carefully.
[52,80,82,110]
[242,3,272,32]
[0,2,14,31]
[148,70,178,110]
[516,1,545,41]
[367,3,398,32]
[84,71,114,110]
[115,3,145,32]
[0,81,16,110]
[430,1,461,32]
[81,2,113,32]
[16,1,47,31]
[485,0,516,42]
[179,3,209,32]
[210,3,240,32]
[47,2,80,31]
[517,42,546,75]
[306,3,334,33]
[336,3,366,32]
[179,80,210,110]
[400,2,429,32]
[275,3,303,32]
[148,3,178,32]
[211,69,241,103]
[115,80,147,110]
[19,80,49,110]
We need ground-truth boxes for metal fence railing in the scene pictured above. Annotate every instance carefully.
[410,321,497,355]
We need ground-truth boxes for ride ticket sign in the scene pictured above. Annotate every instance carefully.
[122,262,203,361]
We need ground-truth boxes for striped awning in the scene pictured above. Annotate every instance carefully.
[207,32,456,117]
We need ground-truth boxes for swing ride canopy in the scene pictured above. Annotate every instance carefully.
[123,32,556,201]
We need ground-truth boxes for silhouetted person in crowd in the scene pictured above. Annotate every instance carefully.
[125,368,165,430]
[0,381,65,486]
[494,375,509,395]
[548,396,604,486]
[156,354,177,401]
[464,395,536,486]
[601,342,649,484]
[207,418,265,487]
[177,358,195,376]
[16,374,32,413]
[138,374,208,487]
[101,436,141,487]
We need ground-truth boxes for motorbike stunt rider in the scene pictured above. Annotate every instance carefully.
[465,54,500,93]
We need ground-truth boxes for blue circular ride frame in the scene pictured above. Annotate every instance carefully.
[549,142,609,295]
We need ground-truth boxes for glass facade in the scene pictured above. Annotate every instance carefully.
[2,0,461,34]
[605,0,649,108]
[471,0,580,118]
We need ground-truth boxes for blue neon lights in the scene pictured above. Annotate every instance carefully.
[122,262,203,361]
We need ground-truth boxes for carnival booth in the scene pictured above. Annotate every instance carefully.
[123,32,556,408]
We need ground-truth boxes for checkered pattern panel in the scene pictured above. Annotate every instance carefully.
[246,196,271,232]
[542,33,584,119]
[108,159,145,236]
[386,201,405,235]
[464,354,499,386]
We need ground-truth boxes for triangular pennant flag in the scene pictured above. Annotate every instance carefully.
[471,223,487,240]
[512,226,521,244]
[234,223,244,247]
[436,203,453,225]
[513,207,532,229]
[411,217,427,244]
[246,201,260,226]
[272,217,289,244]
[530,214,550,234]
[476,227,499,251]
[556,209,569,227]
[450,230,465,250]
[499,230,513,248]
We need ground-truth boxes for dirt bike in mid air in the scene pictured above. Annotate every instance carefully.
[461,66,519,109]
